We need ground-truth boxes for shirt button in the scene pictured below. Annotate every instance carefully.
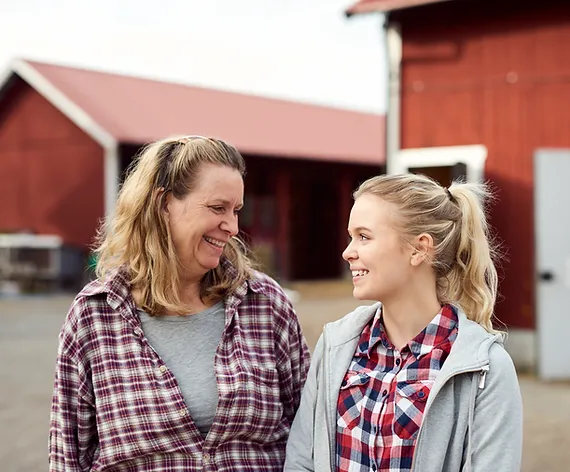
[382,389,388,396]
[396,358,401,366]
[159,365,168,374]
[179,408,187,417]
[203,452,211,463]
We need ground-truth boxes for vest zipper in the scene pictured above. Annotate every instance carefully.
[410,364,490,471]
[479,365,490,389]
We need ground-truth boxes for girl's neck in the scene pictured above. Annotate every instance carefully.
[380,287,442,351]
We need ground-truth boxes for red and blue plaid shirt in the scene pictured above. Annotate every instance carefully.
[49,263,310,472]
[336,305,458,472]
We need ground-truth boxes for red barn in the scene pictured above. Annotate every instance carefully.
[0,59,385,284]
[347,0,570,377]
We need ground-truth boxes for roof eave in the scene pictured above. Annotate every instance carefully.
[345,0,451,17]
[345,3,387,17]
[0,58,116,150]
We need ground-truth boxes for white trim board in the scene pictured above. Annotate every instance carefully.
[395,145,488,182]
[0,59,119,219]
[10,59,115,149]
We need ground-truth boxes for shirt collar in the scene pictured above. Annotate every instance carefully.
[355,304,458,360]
[354,306,386,357]
[79,257,260,313]
[407,304,458,358]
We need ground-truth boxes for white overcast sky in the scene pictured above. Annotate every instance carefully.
[0,0,387,114]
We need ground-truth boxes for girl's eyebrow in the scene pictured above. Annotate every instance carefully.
[349,226,372,234]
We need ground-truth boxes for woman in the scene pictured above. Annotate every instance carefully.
[285,174,522,472]
[49,136,310,471]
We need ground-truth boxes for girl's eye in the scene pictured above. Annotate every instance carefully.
[359,234,369,241]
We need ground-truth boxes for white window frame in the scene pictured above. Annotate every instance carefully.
[393,144,488,182]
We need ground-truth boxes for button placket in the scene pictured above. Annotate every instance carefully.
[369,374,386,460]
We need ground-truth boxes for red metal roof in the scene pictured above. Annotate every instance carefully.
[5,60,385,165]
[345,0,450,16]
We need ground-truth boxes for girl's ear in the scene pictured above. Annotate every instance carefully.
[410,233,434,267]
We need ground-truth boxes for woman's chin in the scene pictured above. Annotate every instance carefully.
[199,255,223,271]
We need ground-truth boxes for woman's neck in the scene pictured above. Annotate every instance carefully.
[132,275,213,316]
[177,279,207,309]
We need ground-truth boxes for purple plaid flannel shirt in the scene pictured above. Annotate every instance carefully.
[49,264,310,472]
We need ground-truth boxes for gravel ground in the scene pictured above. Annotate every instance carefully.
[1,287,568,472]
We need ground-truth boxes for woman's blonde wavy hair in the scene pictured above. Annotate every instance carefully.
[94,135,254,315]
[354,173,502,333]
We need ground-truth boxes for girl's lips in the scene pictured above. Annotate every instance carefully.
[351,269,369,282]
[352,273,368,283]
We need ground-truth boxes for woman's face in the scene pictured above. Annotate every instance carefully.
[342,194,414,302]
[165,163,244,280]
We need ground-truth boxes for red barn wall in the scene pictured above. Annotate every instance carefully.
[395,0,570,329]
[0,77,104,249]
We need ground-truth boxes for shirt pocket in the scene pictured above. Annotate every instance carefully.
[393,380,431,441]
[233,363,283,438]
[337,371,370,430]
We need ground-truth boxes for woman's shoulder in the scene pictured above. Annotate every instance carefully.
[247,270,295,304]
[60,273,130,343]
[235,271,303,331]
[65,279,108,321]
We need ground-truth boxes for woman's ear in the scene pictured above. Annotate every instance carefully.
[157,187,169,214]
[410,233,434,267]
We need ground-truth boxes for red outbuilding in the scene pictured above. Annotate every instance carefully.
[0,59,385,283]
[347,0,570,377]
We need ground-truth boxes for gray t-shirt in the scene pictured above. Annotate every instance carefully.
[138,301,225,438]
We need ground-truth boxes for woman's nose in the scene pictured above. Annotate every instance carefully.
[221,213,239,237]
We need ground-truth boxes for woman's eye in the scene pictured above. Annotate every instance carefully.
[211,206,225,213]
[359,234,369,241]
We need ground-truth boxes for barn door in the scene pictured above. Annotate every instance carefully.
[535,149,570,380]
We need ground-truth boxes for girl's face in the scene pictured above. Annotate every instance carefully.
[342,194,416,302]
